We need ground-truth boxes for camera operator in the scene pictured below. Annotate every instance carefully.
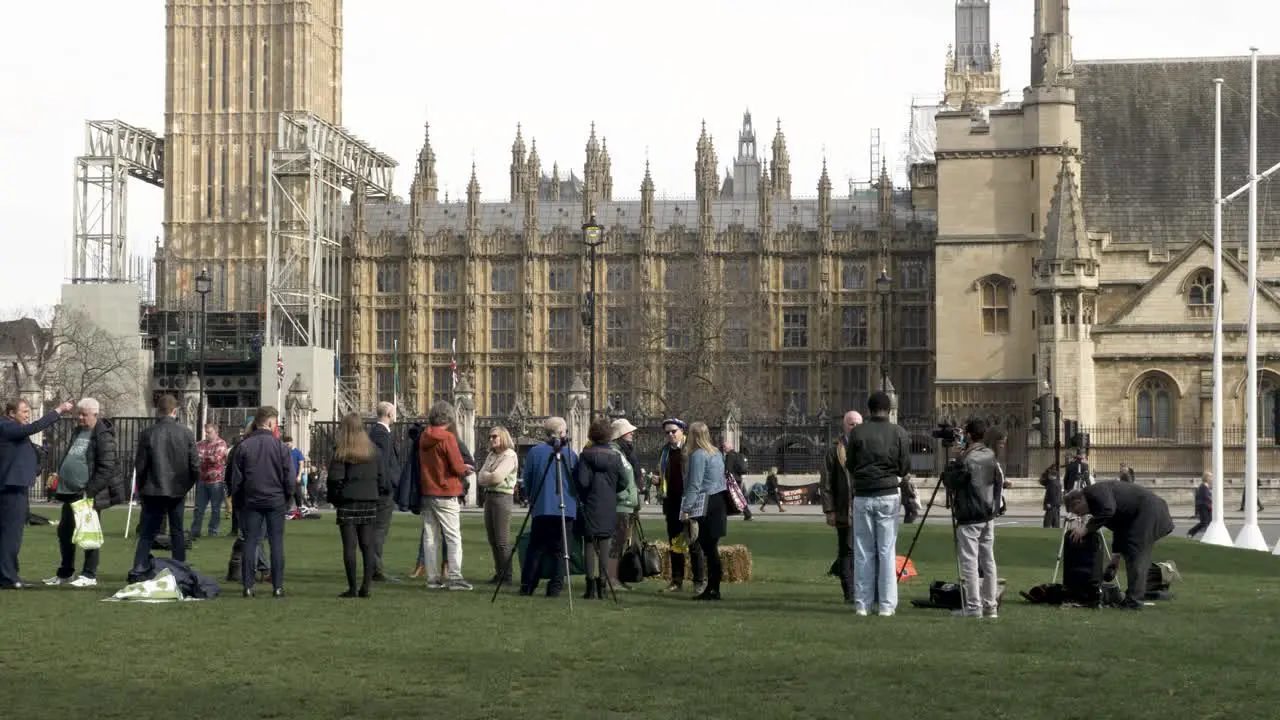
[844,392,911,617]
[1065,481,1174,610]
[944,419,1002,618]
[1064,451,1091,493]
[518,417,579,597]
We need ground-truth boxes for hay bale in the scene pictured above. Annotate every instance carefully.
[654,541,753,584]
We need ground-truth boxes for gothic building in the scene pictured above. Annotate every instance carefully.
[342,113,937,422]
[914,0,1280,474]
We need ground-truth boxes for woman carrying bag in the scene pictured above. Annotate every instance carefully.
[326,413,384,598]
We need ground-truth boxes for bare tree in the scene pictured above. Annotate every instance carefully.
[0,305,144,413]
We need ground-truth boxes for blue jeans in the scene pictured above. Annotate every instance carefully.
[191,483,227,537]
[852,493,901,614]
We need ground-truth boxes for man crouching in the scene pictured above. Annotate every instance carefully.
[1065,481,1174,610]
[944,419,1001,618]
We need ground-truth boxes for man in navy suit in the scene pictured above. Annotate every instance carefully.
[0,397,73,589]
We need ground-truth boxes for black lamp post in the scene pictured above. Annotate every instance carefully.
[195,267,212,428]
[582,215,604,418]
[875,267,892,393]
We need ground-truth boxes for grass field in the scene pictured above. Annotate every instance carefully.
[3,507,1280,719]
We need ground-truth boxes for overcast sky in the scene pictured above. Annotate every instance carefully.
[0,0,1267,310]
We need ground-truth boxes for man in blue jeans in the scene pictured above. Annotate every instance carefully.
[844,391,911,617]
[192,423,228,537]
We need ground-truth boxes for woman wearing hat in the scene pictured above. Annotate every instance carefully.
[608,418,641,588]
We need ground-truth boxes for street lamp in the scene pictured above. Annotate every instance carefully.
[875,267,892,393]
[582,215,605,418]
[194,267,212,429]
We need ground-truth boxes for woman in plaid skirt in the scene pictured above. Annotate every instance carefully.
[326,413,385,598]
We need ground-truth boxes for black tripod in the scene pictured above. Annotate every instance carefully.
[897,442,967,610]
[491,444,578,611]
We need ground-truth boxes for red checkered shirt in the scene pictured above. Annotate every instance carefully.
[197,438,229,485]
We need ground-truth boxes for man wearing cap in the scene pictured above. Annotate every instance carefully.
[658,418,704,593]
[821,409,862,603]
[608,418,641,588]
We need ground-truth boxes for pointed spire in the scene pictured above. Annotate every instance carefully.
[1043,143,1090,260]
[513,123,525,154]
[468,162,479,193]
[819,156,831,186]
[586,122,600,153]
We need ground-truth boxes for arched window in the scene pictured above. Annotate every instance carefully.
[980,278,1011,334]
[1135,375,1175,439]
[1260,376,1278,440]
[1187,270,1214,318]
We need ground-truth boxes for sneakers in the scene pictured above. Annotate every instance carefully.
[69,576,98,588]
[854,608,869,617]
[447,580,474,591]
[426,580,447,590]
[878,609,895,617]
[42,576,67,586]
[660,583,683,593]
[692,582,708,596]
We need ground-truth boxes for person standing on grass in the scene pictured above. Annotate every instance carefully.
[658,418,704,594]
[722,442,751,521]
[575,418,630,600]
[845,391,911,617]
[1066,480,1175,610]
[681,421,728,602]
[0,398,72,590]
[945,420,1002,619]
[1187,472,1213,538]
[191,423,228,538]
[367,402,402,583]
[130,394,199,578]
[519,417,579,598]
[228,406,292,598]
[43,398,121,589]
[282,435,306,512]
[416,401,472,591]
[477,425,518,585]
[609,419,641,588]
[821,410,862,603]
[327,412,383,598]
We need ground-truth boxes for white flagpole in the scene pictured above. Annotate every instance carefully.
[123,470,137,539]
[1237,47,1267,551]
[275,340,283,412]
[1203,78,1233,546]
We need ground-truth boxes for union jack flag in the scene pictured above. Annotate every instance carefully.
[276,346,285,390]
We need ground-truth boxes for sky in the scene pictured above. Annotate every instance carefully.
[0,0,1269,311]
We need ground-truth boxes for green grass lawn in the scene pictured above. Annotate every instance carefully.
[3,508,1280,719]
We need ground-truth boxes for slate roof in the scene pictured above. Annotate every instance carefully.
[0,318,43,357]
[1075,56,1280,248]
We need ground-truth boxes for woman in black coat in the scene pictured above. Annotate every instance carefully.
[325,412,383,598]
[574,418,626,600]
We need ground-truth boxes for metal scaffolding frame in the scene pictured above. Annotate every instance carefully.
[266,112,396,349]
[72,120,164,282]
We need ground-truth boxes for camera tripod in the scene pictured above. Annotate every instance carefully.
[1051,515,1112,585]
[897,442,970,612]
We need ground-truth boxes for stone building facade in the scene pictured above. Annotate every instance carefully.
[912,0,1280,475]
[342,114,937,422]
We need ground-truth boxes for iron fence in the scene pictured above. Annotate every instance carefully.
[1070,425,1278,447]
[30,416,155,502]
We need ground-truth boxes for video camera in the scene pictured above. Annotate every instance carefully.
[932,422,963,448]
[548,435,572,452]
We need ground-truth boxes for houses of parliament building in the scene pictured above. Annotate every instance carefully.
[342,114,937,421]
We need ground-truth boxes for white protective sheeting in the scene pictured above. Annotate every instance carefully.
[907,103,940,165]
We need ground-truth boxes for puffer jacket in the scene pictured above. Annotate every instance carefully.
[573,444,625,538]
[56,418,125,511]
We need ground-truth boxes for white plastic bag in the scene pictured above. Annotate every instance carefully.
[71,498,104,550]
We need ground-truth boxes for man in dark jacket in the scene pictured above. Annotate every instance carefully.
[844,391,911,617]
[723,442,751,520]
[658,417,703,594]
[945,419,1001,618]
[131,394,199,575]
[0,397,72,589]
[44,398,121,588]
[368,401,401,583]
[1066,480,1175,609]
[1064,452,1091,493]
[821,410,861,603]
[228,405,292,597]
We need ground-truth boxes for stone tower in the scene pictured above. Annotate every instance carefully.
[944,0,1002,107]
[732,110,761,198]
[509,124,526,201]
[770,120,792,200]
[1034,146,1098,426]
[409,121,439,222]
[161,0,343,311]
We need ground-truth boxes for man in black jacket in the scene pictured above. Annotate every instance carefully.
[131,394,199,575]
[1064,451,1091,493]
[1066,480,1174,610]
[723,442,751,521]
[368,401,401,582]
[821,410,861,602]
[844,391,911,617]
[228,405,292,597]
[44,398,121,588]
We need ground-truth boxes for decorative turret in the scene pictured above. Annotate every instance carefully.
[509,124,526,201]
[876,161,893,224]
[601,138,613,201]
[410,121,439,220]
[818,158,832,228]
[1031,0,1074,88]
[640,158,654,229]
[695,122,719,225]
[550,162,561,202]
[524,138,540,219]
[758,161,773,231]
[466,162,481,229]
[583,123,602,221]
[771,119,792,200]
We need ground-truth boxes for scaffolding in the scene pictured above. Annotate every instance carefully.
[265,112,396,349]
[72,120,164,282]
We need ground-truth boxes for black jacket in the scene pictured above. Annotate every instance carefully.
[820,440,852,525]
[617,439,641,480]
[327,455,382,503]
[395,424,425,513]
[724,450,748,480]
[228,428,292,510]
[1065,459,1091,492]
[56,419,124,511]
[134,416,199,498]
[368,422,401,496]
[845,416,912,497]
[573,444,624,538]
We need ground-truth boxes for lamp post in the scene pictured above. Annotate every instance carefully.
[582,215,604,418]
[194,267,212,429]
[875,267,892,393]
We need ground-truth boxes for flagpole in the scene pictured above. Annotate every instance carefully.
[1202,77,1232,546]
[276,340,283,413]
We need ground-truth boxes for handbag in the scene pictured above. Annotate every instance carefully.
[725,473,747,516]
[70,497,104,550]
[327,463,347,504]
[634,516,662,577]
[618,521,645,584]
